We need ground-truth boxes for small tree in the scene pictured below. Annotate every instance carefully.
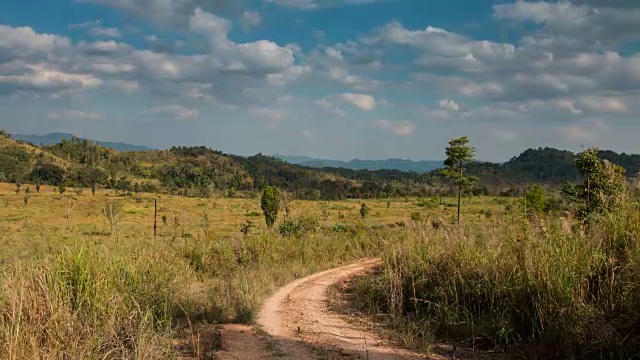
[25,186,31,195]
[91,183,96,196]
[58,185,66,195]
[360,203,369,219]
[442,136,476,224]
[566,148,626,221]
[525,184,547,214]
[35,183,40,193]
[15,182,20,195]
[261,186,281,228]
[23,196,28,207]
[103,201,122,235]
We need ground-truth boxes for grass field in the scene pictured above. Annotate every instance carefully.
[0,181,512,359]
[2,180,639,358]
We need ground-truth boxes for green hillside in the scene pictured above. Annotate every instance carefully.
[1,129,639,199]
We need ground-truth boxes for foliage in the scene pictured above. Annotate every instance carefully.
[278,216,319,237]
[30,164,65,186]
[260,186,281,228]
[525,184,546,214]
[360,203,369,219]
[569,148,626,221]
[442,136,476,223]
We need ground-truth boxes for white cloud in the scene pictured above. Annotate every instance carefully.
[439,98,461,111]
[372,119,415,136]
[89,26,122,38]
[240,10,262,31]
[0,64,102,95]
[340,93,376,110]
[90,63,135,74]
[142,105,199,120]
[0,25,70,62]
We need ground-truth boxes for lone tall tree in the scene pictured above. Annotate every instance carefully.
[442,136,476,224]
[261,186,281,228]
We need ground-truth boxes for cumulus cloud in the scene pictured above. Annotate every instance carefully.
[0,25,70,62]
[439,98,461,111]
[372,119,415,136]
[0,64,102,95]
[340,93,376,110]
[142,105,199,120]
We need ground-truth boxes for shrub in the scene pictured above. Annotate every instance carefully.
[261,186,280,228]
[360,203,369,219]
[278,216,319,237]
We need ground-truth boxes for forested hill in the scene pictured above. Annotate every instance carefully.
[1,130,639,199]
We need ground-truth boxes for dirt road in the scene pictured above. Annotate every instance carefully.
[215,259,430,359]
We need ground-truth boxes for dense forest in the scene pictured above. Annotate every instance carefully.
[1,130,639,199]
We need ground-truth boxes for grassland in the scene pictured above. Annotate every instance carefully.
[5,178,637,359]
[0,181,509,359]
[348,203,640,359]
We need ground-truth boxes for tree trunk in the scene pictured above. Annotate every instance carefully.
[457,163,462,224]
[457,185,461,224]
[154,197,157,239]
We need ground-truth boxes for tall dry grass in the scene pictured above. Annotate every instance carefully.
[350,207,640,358]
[0,224,392,359]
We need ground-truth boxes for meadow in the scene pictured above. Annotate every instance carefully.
[0,181,508,359]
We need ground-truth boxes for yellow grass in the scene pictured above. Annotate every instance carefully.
[0,181,511,359]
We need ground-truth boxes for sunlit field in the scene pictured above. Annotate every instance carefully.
[0,181,512,359]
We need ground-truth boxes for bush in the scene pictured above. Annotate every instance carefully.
[278,216,319,237]
[29,164,65,186]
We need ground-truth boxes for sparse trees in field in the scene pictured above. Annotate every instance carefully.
[15,182,20,195]
[261,186,280,228]
[91,183,96,195]
[35,183,40,193]
[58,185,66,195]
[25,186,30,195]
[360,203,369,219]
[23,196,28,207]
[442,136,476,224]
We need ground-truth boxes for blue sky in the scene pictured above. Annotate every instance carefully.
[1,0,640,161]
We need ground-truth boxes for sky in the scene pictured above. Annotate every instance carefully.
[1,0,640,162]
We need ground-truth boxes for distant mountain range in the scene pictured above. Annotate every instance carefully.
[10,132,444,172]
[11,133,155,152]
[274,155,443,173]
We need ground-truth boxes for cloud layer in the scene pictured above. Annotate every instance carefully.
[1,0,640,161]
